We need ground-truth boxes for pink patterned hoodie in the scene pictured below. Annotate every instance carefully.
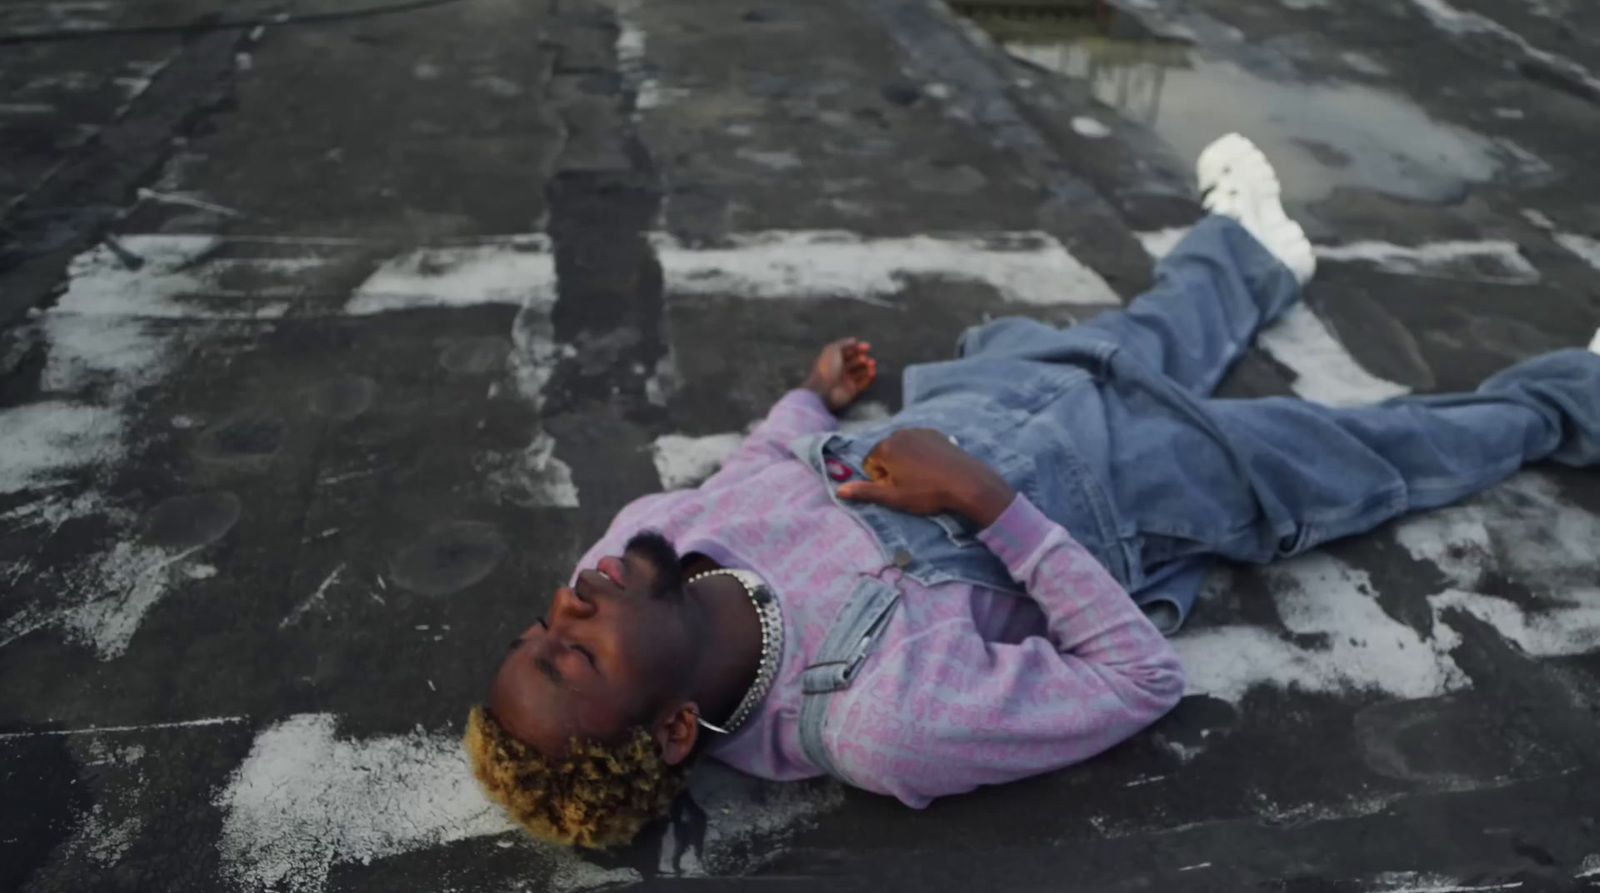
[574,390,1184,807]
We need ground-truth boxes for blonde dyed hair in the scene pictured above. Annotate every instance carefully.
[462,705,686,848]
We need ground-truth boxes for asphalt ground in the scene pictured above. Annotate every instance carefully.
[3,0,1599,890]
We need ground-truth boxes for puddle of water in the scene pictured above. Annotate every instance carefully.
[959,2,1501,203]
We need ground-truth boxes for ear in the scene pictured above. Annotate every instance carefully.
[651,702,700,766]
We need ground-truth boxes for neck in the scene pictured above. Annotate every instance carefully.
[681,566,764,729]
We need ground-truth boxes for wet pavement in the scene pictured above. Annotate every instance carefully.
[3,0,1600,890]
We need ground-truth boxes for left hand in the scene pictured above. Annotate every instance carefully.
[836,429,1017,527]
[802,337,877,413]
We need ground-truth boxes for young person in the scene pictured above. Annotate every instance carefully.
[465,134,1600,847]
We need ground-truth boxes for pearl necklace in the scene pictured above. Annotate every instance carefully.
[684,568,783,737]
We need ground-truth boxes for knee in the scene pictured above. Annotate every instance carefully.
[956,316,1058,358]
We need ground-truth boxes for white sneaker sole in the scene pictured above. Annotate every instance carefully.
[1589,327,1600,355]
[1196,133,1316,284]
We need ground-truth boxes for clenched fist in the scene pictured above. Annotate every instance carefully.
[836,428,1017,528]
[802,338,877,413]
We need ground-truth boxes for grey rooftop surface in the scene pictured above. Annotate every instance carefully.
[2,0,1599,890]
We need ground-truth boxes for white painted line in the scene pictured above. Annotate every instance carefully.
[1315,239,1538,284]
[280,564,345,630]
[1177,862,1211,872]
[60,231,1119,318]
[652,230,1123,307]
[346,237,557,315]
[135,188,243,217]
[0,716,246,739]
[1140,228,1539,283]
[1377,883,1522,893]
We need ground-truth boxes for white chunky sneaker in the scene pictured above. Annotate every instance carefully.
[1197,133,1317,284]
[1589,327,1600,355]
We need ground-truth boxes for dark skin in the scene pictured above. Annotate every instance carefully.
[489,337,1018,763]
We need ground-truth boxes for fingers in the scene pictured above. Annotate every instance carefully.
[844,356,876,384]
[836,479,893,504]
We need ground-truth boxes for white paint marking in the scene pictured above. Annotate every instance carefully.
[1371,878,1522,893]
[0,402,123,494]
[1257,305,1412,406]
[1135,227,1191,261]
[215,713,637,893]
[1405,0,1600,100]
[1395,474,1600,657]
[346,237,556,314]
[62,231,1119,317]
[1124,774,1168,787]
[57,235,304,318]
[0,716,245,739]
[653,230,1122,306]
[1553,232,1600,273]
[1575,854,1600,878]
[1140,227,1538,284]
[135,188,243,217]
[280,564,346,630]
[1177,553,1466,703]
[1071,115,1111,138]
[1177,862,1212,871]
[1518,209,1600,274]
[65,542,208,658]
[1315,239,1538,284]
[651,433,746,490]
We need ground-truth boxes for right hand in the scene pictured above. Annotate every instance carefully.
[836,429,1017,527]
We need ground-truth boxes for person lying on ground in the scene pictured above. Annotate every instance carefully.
[463,133,1600,848]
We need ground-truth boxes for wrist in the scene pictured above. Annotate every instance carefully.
[955,474,1016,528]
[799,377,838,411]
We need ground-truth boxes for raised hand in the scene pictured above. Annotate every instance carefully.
[802,337,877,413]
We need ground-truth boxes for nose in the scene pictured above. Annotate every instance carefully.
[550,584,597,621]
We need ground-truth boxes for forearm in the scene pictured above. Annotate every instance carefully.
[979,493,1184,673]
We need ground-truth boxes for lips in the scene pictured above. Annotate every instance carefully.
[596,556,626,587]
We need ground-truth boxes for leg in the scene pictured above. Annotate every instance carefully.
[957,217,1299,395]
[1179,349,1600,564]
[960,134,1314,396]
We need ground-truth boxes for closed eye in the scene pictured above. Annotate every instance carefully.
[572,642,598,668]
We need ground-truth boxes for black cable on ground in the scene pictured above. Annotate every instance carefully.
[0,0,470,46]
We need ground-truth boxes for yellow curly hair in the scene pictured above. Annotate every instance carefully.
[462,705,686,848]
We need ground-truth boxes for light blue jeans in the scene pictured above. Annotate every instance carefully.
[952,215,1600,628]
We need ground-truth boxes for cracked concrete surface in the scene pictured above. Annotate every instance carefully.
[3,0,1600,890]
